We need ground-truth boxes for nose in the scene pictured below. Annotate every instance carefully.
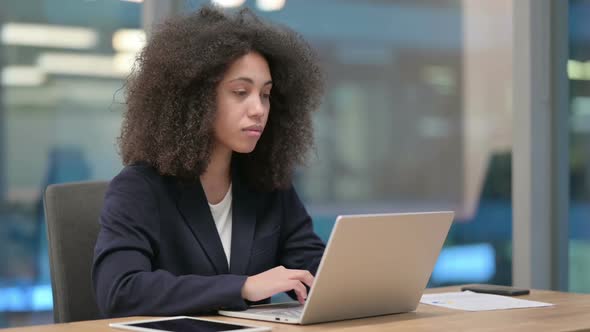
[248,96,266,118]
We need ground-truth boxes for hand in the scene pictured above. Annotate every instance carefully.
[241,266,314,304]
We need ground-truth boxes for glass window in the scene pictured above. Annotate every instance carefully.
[0,0,141,327]
[184,0,514,289]
[0,0,517,327]
[568,0,590,293]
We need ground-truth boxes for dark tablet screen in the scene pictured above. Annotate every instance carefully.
[124,318,255,332]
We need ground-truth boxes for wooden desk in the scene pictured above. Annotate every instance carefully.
[4,286,590,331]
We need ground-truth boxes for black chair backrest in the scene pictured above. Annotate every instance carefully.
[43,181,108,322]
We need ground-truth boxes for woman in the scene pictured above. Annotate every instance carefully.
[92,5,326,317]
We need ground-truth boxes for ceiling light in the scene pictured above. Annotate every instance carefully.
[1,23,97,49]
[256,0,285,11]
[1,66,46,87]
[112,29,146,52]
[211,0,246,8]
[37,52,126,78]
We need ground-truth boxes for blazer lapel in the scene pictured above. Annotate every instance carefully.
[229,173,257,275]
[175,180,229,274]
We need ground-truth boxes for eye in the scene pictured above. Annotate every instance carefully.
[261,92,271,100]
[233,90,248,97]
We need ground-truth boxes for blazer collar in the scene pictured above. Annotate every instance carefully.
[229,169,257,275]
[174,168,257,276]
[176,180,229,274]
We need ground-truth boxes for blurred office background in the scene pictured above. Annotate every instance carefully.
[0,0,587,328]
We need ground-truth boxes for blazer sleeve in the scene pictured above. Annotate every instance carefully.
[278,186,326,276]
[92,168,248,318]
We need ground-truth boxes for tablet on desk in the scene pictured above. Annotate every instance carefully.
[109,316,271,332]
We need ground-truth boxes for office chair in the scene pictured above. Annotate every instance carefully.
[43,181,108,323]
[36,146,91,285]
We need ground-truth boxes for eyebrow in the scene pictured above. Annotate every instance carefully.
[228,77,273,86]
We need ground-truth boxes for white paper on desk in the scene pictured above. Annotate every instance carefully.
[420,291,554,311]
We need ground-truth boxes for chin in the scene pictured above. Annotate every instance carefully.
[233,144,257,154]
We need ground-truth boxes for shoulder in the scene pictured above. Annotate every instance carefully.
[117,162,160,180]
[276,184,302,203]
[263,184,305,211]
[109,162,169,196]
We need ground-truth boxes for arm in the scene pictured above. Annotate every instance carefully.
[92,168,248,317]
[278,186,325,299]
[233,186,326,305]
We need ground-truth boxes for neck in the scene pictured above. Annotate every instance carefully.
[200,144,232,204]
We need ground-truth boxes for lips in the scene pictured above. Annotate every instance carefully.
[242,125,264,137]
[243,125,263,133]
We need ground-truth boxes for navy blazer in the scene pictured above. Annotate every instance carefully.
[92,163,325,317]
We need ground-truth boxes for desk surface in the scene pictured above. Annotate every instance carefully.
[4,286,590,332]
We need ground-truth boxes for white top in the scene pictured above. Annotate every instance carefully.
[208,183,233,266]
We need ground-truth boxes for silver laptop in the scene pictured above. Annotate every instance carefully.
[218,211,454,325]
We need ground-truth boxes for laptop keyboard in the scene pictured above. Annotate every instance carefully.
[261,307,303,318]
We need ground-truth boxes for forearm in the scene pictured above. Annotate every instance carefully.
[93,251,248,317]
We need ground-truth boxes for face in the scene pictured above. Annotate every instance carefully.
[213,51,272,154]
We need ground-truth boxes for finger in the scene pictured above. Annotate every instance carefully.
[296,294,305,304]
[288,270,315,287]
[275,279,300,296]
[300,270,314,287]
[291,280,307,303]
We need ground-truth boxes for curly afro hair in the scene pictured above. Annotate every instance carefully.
[119,5,324,191]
